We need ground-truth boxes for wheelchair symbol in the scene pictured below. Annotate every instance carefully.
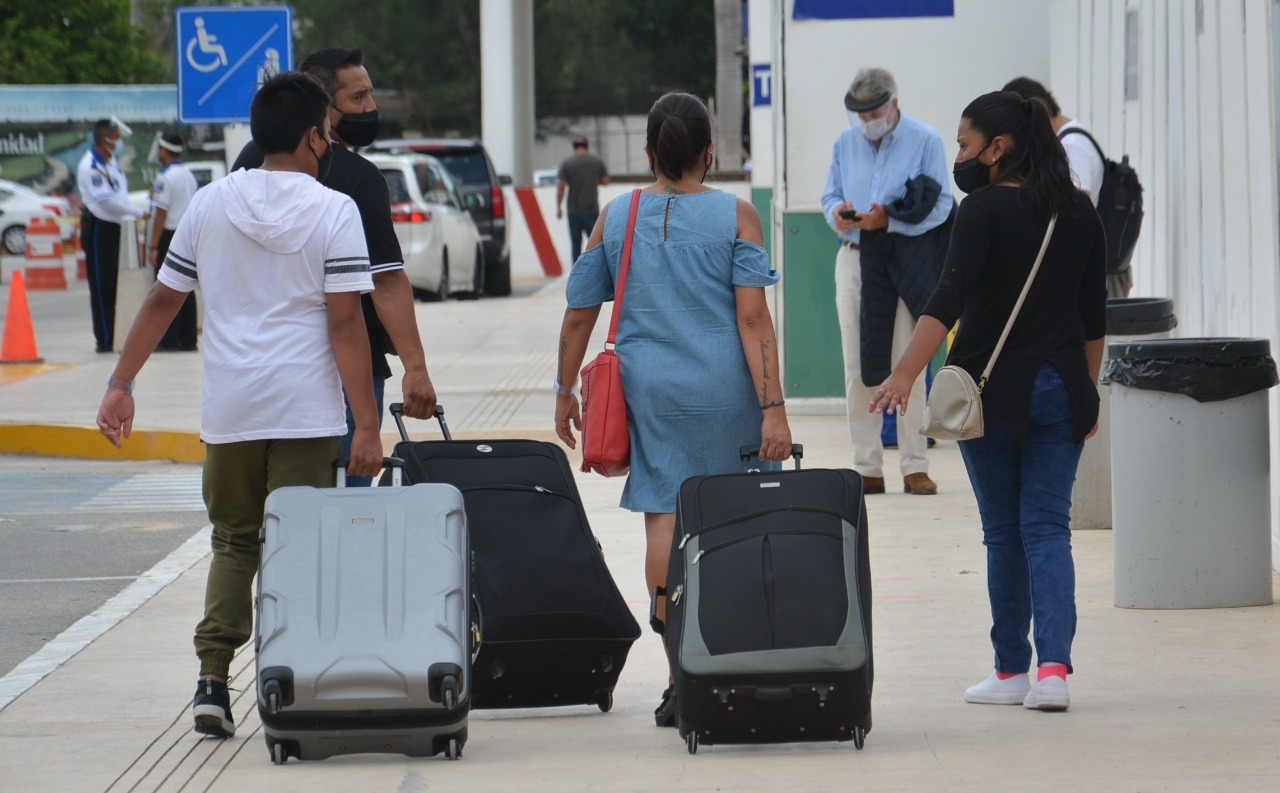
[186,17,228,73]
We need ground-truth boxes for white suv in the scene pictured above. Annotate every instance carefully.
[364,152,484,300]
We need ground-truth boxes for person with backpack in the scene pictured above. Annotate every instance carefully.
[1003,77,1139,298]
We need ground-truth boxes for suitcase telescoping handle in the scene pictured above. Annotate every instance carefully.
[739,444,804,472]
[389,403,453,443]
[334,456,405,487]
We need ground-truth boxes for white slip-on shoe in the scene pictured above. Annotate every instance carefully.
[964,671,1031,704]
[1023,676,1070,711]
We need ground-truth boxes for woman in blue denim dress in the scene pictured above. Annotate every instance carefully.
[870,91,1107,712]
[553,92,793,726]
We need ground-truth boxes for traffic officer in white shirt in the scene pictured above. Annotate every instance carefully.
[77,118,136,353]
[148,132,200,351]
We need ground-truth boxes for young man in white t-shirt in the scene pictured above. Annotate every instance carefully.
[1003,76,1130,297]
[95,72,383,739]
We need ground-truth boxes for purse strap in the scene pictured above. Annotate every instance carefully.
[605,188,644,347]
[977,214,1057,392]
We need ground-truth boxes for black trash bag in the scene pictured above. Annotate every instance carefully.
[1106,297,1176,336]
[1102,337,1279,403]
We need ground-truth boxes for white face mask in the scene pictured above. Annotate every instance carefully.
[861,112,894,142]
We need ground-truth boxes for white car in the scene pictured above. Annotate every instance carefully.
[365,153,484,300]
[0,179,73,255]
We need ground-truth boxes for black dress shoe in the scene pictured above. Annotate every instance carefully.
[654,686,677,728]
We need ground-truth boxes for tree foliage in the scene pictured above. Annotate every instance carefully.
[294,0,715,136]
[23,0,719,135]
[0,0,165,84]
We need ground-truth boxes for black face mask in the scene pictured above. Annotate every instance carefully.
[335,109,380,147]
[952,143,992,195]
[311,134,334,183]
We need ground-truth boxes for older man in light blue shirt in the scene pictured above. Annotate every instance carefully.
[821,67,952,496]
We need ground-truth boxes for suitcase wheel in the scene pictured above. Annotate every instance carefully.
[852,725,866,750]
[441,677,458,711]
[270,741,287,765]
[685,732,699,755]
[597,691,613,713]
[446,738,461,761]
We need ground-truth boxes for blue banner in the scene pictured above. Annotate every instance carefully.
[792,0,954,20]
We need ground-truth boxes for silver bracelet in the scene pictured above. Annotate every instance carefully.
[552,376,577,396]
[107,373,135,395]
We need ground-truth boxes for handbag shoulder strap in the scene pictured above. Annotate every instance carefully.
[606,188,643,346]
[978,214,1057,392]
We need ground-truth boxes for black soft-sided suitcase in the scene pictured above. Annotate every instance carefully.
[664,447,873,754]
[383,404,641,711]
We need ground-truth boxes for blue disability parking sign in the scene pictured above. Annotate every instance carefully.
[176,6,293,124]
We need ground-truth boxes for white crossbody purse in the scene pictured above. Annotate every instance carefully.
[922,215,1058,441]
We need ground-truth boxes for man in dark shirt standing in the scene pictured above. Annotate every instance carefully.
[555,136,609,264]
[233,48,436,485]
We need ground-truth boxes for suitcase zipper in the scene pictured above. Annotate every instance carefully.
[691,528,842,563]
[695,505,850,533]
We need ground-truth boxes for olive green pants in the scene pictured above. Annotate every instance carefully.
[194,436,340,677]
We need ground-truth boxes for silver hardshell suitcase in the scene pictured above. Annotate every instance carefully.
[255,460,473,763]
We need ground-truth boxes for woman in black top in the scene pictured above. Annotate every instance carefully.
[870,91,1106,712]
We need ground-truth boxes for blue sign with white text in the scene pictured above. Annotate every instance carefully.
[176,6,293,124]
[792,0,953,20]
[752,65,773,107]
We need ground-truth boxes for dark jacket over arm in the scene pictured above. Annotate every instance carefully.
[858,175,953,385]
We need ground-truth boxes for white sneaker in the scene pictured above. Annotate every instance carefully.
[1023,676,1070,711]
[964,671,1031,705]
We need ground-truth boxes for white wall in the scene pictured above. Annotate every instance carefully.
[1051,0,1280,569]
[777,0,1053,213]
[531,116,652,178]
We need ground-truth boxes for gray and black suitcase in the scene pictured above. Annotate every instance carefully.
[255,459,475,763]
[664,446,873,754]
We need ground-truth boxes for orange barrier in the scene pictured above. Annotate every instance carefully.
[23,216,67,290]
[1,270,44,363]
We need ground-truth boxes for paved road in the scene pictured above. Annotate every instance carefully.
[0,455,208,676]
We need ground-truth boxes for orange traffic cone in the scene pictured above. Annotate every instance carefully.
[1,271,44,363]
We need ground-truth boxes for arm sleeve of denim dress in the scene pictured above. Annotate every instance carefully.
[730,239,780,287]
[565,243,615,309]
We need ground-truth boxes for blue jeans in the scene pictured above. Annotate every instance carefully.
[959,363,1083,674]
[568,212,598,264]
[340,375,386,487]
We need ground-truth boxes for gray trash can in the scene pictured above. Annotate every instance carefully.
[1071,298,1177,530]
[1105,337,1278,608]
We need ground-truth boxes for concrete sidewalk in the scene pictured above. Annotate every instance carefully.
[1,276,1278,792]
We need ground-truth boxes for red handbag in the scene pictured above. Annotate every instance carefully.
[579,189,642,477]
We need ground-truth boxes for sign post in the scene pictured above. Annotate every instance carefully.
[176,6,293,124]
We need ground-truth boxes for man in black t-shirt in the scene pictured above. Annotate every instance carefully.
[233,51,436,485]
[555,136,609,264]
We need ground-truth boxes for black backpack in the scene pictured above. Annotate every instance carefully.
[1059,127,1144,275]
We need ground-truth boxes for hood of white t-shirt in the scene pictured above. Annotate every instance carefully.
[219,170,335,255]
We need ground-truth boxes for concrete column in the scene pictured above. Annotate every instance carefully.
[480,0,534,186]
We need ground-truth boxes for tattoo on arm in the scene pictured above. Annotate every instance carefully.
[557,337,568,382]
[758,340,772,402]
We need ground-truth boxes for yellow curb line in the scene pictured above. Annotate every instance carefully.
[0,424,204,463]
[0,425,568,465]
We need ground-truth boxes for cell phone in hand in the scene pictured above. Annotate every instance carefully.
[838,208,862,220]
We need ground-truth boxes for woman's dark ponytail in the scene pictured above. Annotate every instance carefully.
[962,91,1076,215]
[646,92,712,181]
